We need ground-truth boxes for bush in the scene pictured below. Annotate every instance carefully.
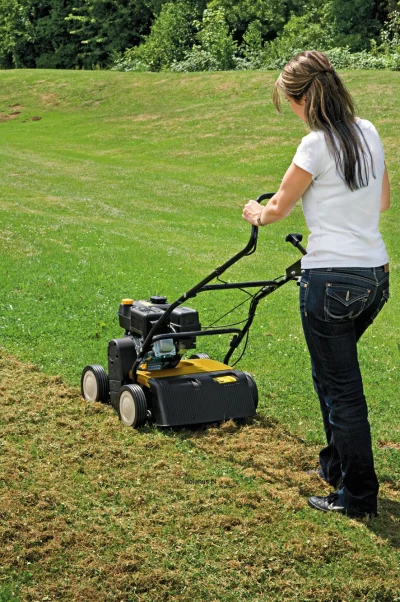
[114,1,196,72]
[239,20,265,69]
[110,55,150,72]
[326,46,400,70]
[170,48,220,72]
[112,2,400,73]
[171,7,237,72]
[261,11,334,69]
[379,9,400,55]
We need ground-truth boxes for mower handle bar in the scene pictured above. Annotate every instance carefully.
[132,192,305,375]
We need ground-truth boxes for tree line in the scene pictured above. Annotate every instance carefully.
[0,0,399,71]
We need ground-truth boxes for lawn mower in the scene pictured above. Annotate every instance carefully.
[81,193,307,429]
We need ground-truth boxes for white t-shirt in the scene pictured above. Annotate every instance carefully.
[292,118,389,268]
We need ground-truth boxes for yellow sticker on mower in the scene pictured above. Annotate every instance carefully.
[213,375,238,384]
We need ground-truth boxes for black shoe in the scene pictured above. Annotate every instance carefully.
[308,493,377,518]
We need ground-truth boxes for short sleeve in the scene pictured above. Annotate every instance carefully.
[292,133,323,179]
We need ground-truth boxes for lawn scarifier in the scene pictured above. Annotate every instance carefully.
[81,193,306,429]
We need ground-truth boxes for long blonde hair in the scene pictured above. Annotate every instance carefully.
[273,50,375,191]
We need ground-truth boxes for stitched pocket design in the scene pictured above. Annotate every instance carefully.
[324,283,371,321]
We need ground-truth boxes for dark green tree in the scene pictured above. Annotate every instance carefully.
[208,0,326,41]
[0,0,168,68]
[120,1,207,71]
[0,0,34,67]
[324,0,383,50]
[65,0,157,69]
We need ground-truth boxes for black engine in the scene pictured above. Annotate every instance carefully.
[107,296,201,408]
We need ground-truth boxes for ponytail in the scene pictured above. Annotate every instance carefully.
[273,51,375,191]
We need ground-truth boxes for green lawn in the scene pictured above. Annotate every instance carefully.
[0,69,399,601]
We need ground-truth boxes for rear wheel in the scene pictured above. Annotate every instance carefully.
[244,372,258,409]
[119,384,147,428]
[190,353,210,360]
[81,365,109,402]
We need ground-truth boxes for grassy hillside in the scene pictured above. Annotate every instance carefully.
[0,69,399,601]
[0,69,398,440]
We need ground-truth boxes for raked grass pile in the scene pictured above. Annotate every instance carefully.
[0,69,399,601]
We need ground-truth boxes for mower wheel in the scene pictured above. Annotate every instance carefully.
[119,384,147,428]
[244,372,258,409]
[189,353,210,360]
[81,365,109,403]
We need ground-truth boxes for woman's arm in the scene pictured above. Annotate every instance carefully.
[242,163,312,226]
[380,165,390,212]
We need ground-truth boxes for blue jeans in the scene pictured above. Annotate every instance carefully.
[300,266,390,515]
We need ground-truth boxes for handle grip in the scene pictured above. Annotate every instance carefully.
[285,232,307,256]
[250,192,275,240]
[255,192,275,204]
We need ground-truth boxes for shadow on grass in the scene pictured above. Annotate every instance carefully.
[365,498,400,549]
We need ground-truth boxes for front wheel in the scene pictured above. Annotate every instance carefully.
[118,384,147,428]
[81,365,109,403]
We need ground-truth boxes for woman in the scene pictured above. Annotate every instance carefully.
[242,50,390,518]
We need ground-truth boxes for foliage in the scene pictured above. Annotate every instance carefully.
[1,0,400,70]
[326,46,400,70]
[116,1,197,72]
[168,6,238,72]
[323,0,383,51]
[0,0,35,68]
[261,11,334,67]
[64,0,156,69]
[170,48,222,72]
[112,1,400,73]
[191,7,237,69]
[0,0,162,69]
[379,7,400,53]
[29,0,81,69]
[239,19,265,69]
[208,0,313,40]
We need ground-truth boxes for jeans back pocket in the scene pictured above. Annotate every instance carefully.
[324,283,371,321]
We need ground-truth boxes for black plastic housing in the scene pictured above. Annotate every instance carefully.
[169,306,201,349]
[170,306,201,332]
[108,337,137,408]
[147,370,257,427]
[108,337,136,381]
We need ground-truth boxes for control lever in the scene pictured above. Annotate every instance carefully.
[285,233,307,256]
